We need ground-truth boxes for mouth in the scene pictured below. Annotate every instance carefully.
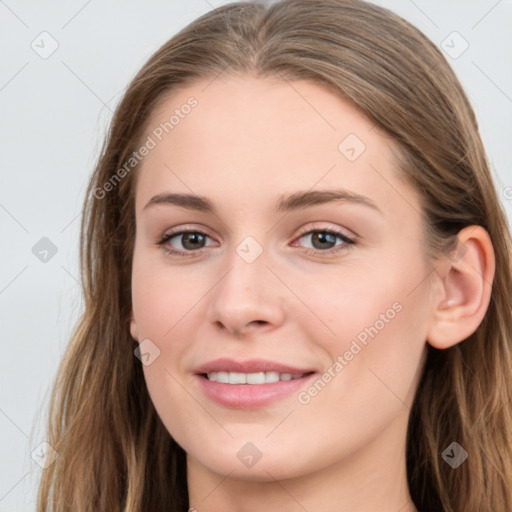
[203,371,311,384]
[194,358,317,409]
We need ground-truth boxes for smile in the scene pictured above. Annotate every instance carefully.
[194,358,316,409]
[205,371,307,384]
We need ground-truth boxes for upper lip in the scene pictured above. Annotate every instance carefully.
[195,358,315,375]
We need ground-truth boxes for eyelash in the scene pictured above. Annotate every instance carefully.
[156,225,355,258]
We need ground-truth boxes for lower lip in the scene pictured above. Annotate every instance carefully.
[195,374,316,409]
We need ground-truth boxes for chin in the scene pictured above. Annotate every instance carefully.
[185,435,315,482]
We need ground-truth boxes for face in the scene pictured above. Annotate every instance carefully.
[130,74,434,481]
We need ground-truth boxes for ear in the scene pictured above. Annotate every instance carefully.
[427,225,495,349]
[130,307,139,342]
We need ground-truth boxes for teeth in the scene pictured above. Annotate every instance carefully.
[206,371,305,384]
[247,372,265,384]
[215,371,229,383]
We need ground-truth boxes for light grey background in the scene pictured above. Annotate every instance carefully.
[1,1,511,510]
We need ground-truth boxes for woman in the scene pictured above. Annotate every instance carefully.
[37,0,512,510]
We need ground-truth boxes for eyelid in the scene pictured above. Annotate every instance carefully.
[292,222,357,242]
[159,223,217,241]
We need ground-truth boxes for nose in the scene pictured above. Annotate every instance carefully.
[205,244,286,338]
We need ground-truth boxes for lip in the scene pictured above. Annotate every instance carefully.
[194,358,316,409]
[195,357,315,375]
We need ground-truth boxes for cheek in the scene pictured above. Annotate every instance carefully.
[130,253,198,408]
[131,251,200,342]
[282,263,429,470]
[305,258,430,407]
[291,256,430,351]
[131,255,205,445]
[293,250,431,401]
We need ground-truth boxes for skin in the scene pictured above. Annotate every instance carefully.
[129,74,494,512]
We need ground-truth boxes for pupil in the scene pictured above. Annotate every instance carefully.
[182,233,204,249]
[313,232,335,249]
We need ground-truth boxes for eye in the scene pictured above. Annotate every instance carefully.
[156,225,355,258]
[292,228,355,255]
[156,229,216,256]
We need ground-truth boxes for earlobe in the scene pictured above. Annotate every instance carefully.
[427,226,495,349]
[130,308,139,342]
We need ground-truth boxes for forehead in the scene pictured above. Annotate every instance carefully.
[134,74,419,221]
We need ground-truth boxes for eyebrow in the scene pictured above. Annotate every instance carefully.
[143,189,382,214]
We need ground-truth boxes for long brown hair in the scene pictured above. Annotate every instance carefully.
[37,1,512,510]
